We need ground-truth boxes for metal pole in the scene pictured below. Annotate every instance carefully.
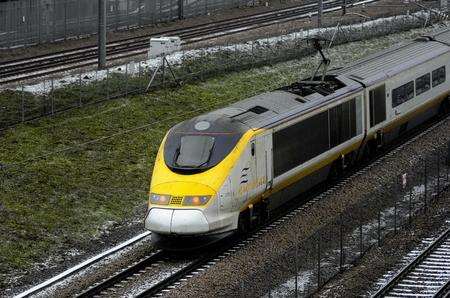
[98,0,107,69]
[339,214,344,271]
[317,234,321,288]
[394,198,397,234]
[409,186,412,226]
[64,0,67,40]
[377,209,381,246]
[447,146,450,183]
[318,0,323,27]
[51,78,54,115]
[424,158,428,211]
[106,67,110,100]
[78,72,82,107]
[295,247,298,298]
[437,151,441,196]
[447,141,450,166]
[21,85,25,122]
[125,64,129,97]
[178,0,183,20]
[359,220,363,257]
[342,0,347,15]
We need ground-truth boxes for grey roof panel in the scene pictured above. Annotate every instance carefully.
[197,29,450,130]
[337,42,449,85]
[335,29,450,86]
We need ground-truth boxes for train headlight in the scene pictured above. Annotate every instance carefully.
[149,193,171,205]
[183,195,211,206]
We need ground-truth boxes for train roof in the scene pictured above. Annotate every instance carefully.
[186,29,450,132]
[210,75,362,130]
[334,28,450,86]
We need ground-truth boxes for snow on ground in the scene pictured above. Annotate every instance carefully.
[9,11,442,95]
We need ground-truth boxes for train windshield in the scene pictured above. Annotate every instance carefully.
[164,116,247,174]
[175,135,215,168]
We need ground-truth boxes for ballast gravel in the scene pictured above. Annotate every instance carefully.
[318,188,450,297]
[164,117,450,297]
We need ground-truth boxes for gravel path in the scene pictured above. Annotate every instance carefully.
[164,116,450,298]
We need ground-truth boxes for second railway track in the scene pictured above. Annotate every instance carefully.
[373,227,450,298]
[0,0,374,85]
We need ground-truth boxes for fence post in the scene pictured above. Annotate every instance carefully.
[78,72,82,107]
[359,219,363,257]
[437,151,440,196]
[377,208,381,247]
[21,85,25,122]
[447,141,450,167]
[178,0,184,20]
[98,0,107,69]
[125,64,129,97]
[295,246,298,298]
[317,233,321,289]
[106,67,110,100]
[339,213,344,271]
[51,78,54,115]
[424,157,428,211]
[126,0,130,29]
[446,144,450,183]
[394,196,397,234]
[64,0,68,40]
[409,183,413,226]
[318,0,323,27]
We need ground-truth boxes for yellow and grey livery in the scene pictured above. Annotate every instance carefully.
[145,29,450,248]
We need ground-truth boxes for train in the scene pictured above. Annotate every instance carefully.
[144,28,450,249]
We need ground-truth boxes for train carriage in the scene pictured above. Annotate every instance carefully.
[144,29,450,249]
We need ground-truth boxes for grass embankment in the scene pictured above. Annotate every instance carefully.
[0,28,428,287]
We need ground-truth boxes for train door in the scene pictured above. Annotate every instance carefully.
[255,134,273,192]
[368,84,387,128]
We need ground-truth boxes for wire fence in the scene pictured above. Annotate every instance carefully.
[231,141,450,297]
[0,11,444,131]
[0,0,258,48]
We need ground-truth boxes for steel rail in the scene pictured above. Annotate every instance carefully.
[15,231,151,298]
[372,228,450,298]
[0,0,322,68]
[77,250,167,297]
[435,279,450,298]
[0,0,371,85]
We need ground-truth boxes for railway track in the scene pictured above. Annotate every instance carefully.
[62,112,449,297]
[0,0,375,85]
[373,227,450,298]
[14,114,450,298]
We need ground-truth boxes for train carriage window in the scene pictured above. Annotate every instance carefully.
[369,85,386,127]
[432,66,446,87]
[392,87,404,107]
[392,81,414,108]
[415,73,431,95]
[329,98,357,148]
[405,81,415,101]
[355,96,363,135]
[273,111,329,177]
